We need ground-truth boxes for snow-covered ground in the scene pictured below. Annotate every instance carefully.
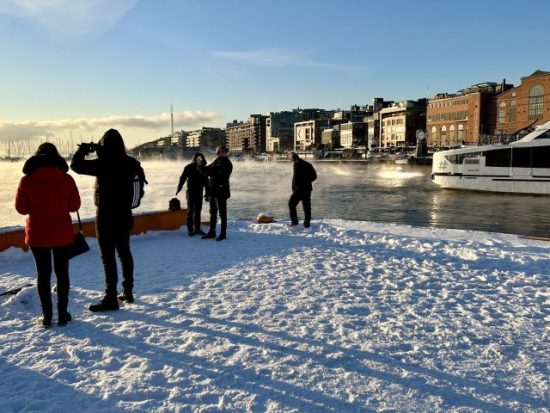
[1,219,548,412]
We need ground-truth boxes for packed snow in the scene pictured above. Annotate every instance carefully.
[1,219,549,412]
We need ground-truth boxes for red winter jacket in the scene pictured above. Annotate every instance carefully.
[15,164,81,248]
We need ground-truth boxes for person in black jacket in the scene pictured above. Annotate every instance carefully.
[200,146,233,241]
[288,152,317,228]
[176,152,208,236]
[71,129,146,311]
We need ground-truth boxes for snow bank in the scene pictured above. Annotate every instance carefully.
[1,219,548,412]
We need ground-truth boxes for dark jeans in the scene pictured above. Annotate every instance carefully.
[95,211,134,298]
[30,246,71,318]
[208,196,228,236]
[186,193,203,233]
[288,190,312,226]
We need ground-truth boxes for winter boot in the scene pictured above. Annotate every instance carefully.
[118,290,134,303]
[58,312,72,326]
[38,315,52,328]
[201,231,216,239]
[89,295,119,312]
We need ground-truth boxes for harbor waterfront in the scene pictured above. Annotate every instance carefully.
[2,159,550,238]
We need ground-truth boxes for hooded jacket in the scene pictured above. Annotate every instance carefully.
[15,154,81,247]
[201,156,233,199]
[292,158,317,192]
[70,129,145,214]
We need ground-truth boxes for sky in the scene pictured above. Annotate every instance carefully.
[1,0,550,148]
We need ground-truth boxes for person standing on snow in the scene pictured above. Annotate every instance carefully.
[288,152,317,228]
[176,152,208,236]
[200,145,233,241]
[15,143,81,327]
[71,129,146,311]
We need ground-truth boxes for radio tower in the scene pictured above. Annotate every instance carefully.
[170,104,175,146]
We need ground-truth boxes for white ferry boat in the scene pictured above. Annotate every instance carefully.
[431,120,550,195]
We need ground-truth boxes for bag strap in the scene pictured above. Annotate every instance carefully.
[76,210,83,232]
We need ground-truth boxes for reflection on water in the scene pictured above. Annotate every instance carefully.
[2,160,550,237]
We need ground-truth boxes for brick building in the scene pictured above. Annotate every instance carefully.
[427,81,512,147]
[491,70,550,137]
[225,114,267,154]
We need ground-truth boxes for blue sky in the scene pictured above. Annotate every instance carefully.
[1,0,550,147]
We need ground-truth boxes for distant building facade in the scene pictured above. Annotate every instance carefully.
[266,108,335,152]
[379,99,427,148]
[340,122,367,149]
[294,119,330,151]
[427,81,512,147]
[186,127,225,150]
[226,114,267,154]
[321,128,339,149]
[491,70,550,137]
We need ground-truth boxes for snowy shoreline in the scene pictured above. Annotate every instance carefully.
[1,219,549,412]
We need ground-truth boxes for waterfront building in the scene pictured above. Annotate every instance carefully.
[186,127,225,150]
[379,99,427,148]
[294,119,331,151]
[266,108,334,153]
[226,114,267,155]
[364,98,393,148]
[427,81,512,147]
[340,122,367,149]
[490,70,550,138]
[321,127,340,149]
[266,110,305,153]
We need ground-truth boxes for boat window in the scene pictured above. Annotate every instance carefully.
[485,149,511,167]
[464,158,480,165]
[512,148,531,168]
[445,155,459,164]
[532,146,550,168]
[534,129,550,140]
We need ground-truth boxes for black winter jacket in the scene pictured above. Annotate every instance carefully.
[176,162,208,197]
[292,159,317,192]
[200,156,233,199]
[71,146,145,213]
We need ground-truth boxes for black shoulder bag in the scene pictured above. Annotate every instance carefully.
[68,211,90,259]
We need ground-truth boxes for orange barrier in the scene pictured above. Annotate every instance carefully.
[0,209,187,252]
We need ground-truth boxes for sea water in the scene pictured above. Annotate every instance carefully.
[2,159,550,237]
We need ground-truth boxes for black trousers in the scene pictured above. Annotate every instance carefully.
[186,192,203,233]
[95,211,134,298]
[208,196,228,236]
[288,190,312,226]
[30,246,70,318]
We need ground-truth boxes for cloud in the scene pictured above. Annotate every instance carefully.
[0,111,220,143]
[211,48,364,72]
[0,0,139,36]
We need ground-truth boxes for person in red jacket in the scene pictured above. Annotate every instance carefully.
[15,143,81,328]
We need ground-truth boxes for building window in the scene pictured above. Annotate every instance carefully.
[441,126,447,146]
[431,126,437,144]
[457,124,464,143]
[509,100,517,122]
[449,125,456,146]
[498,109,506,124]
[528,85,544,119]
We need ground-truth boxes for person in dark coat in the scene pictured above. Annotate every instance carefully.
[71,129,146,311]
[200,146,233,241]
[288,152,317,228]
[15,142,81,327]
[176,152,208,236]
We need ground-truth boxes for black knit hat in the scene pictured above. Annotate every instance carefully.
[291,152,300,161]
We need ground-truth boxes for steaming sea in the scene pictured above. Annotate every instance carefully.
[2,159,550,237]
